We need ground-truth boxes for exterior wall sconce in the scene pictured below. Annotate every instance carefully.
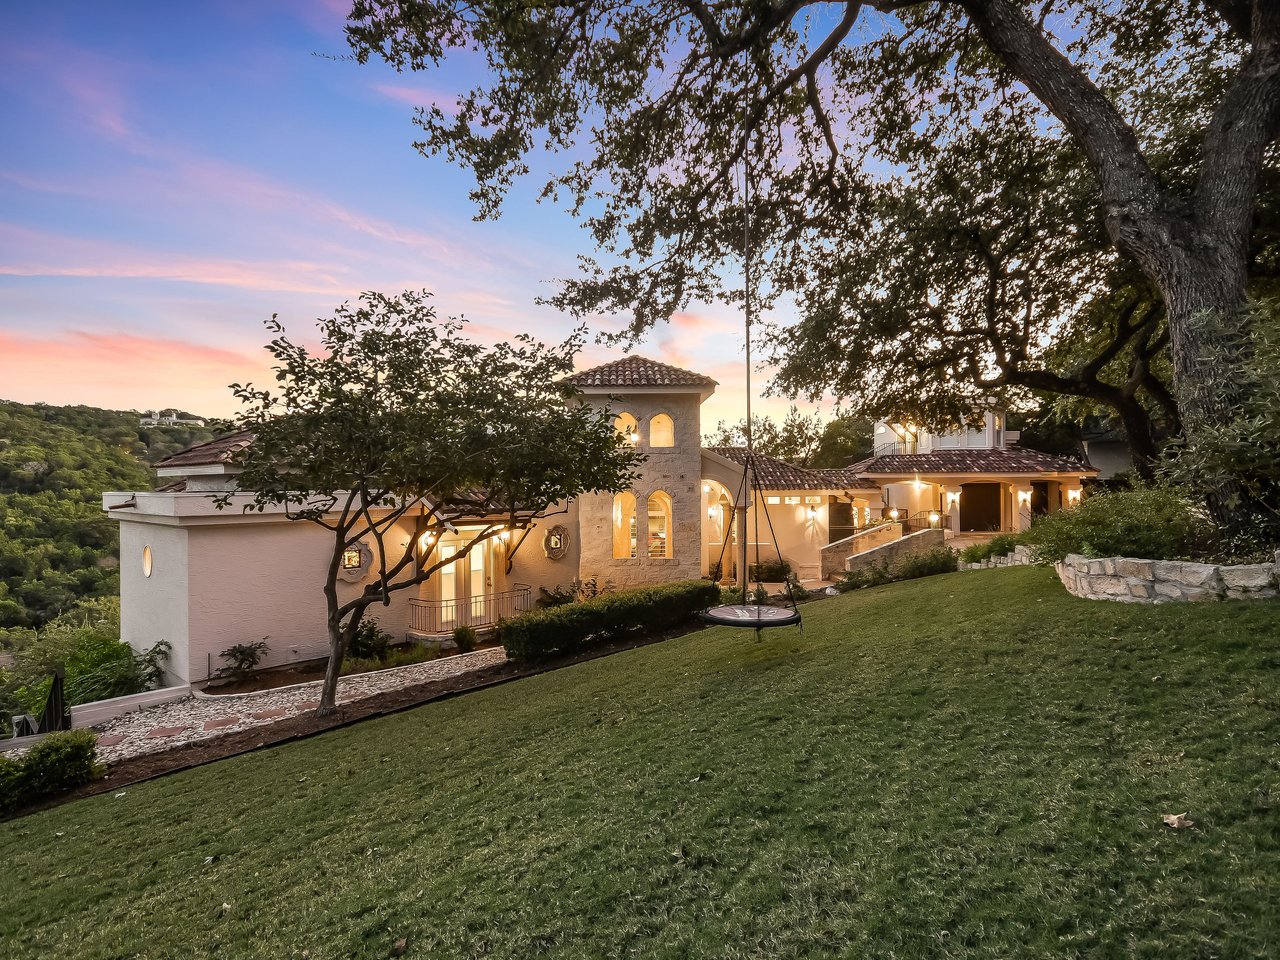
[708,506,716,520]
[1016,490,1033,507]
[1066,488,1083,506]
[703,483,711,494]
[889,508,900,521]
[928,512,940,526]
[417,530,436,552]
[806,506,817,521]
[944,491,961,510]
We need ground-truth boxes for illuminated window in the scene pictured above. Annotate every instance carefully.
[613,492,638,559]
[342,548,363,570]
[614,412,640,445]
[647,491,673,558]
[784,495,801,505]
[804,496,823,504]
[766,496,781,505]
[649,413,675,447]
[142,545,153,578]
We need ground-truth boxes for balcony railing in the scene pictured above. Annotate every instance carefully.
[408,585,532,635]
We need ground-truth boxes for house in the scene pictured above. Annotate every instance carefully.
[105,356,1093,685]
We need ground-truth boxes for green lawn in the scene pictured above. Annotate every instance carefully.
[2,567,1278,959]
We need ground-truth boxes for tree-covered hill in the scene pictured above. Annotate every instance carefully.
[0,401,219,628]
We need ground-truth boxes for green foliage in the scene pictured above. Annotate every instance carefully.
[959,534,1022,564]
[0,729,101,817]
[705,406,824,466]
[341,643,439,676]
[748,557,791,582]
[452,625,477,653]
[1160,300,1280,549]
[536,576,612,608]
[214,640,269,681]
[809,416,874,469]
[0,400,217,629]
[498,580,720,662]
[347,619,392,660]
[837,547,958,591]
[0,599,168,728]
[1022,489,1214,563]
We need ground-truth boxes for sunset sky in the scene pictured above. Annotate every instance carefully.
[0,1,811,429]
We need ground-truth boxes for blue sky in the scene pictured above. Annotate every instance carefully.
[0,1,794,427]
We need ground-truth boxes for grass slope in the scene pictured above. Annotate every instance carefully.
[2,568,1278,959]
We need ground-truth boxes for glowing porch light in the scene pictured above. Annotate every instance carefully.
[929,511,940,526]
[1016,490,1033,507]
[889,508,900,521]
[1066,488,1083,506]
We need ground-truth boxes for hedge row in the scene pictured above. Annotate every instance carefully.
[498,579,721,662]
[0,729,102,817]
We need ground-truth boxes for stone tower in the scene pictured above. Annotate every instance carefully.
[564,356,716,588]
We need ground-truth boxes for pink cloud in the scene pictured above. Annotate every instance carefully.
[0,224,353,295]
[0,330,267,416]
[374,83,461,116]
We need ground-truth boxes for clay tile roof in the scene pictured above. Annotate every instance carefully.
[846,446,1095,476]
[153,430,253,469]
[564,355,717,390]
[705,447,879,491]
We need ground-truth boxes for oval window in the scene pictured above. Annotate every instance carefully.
[142,545,154,578]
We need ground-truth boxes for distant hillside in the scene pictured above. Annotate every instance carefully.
[0,400,222,628]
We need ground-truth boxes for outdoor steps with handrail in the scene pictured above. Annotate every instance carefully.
[819,522,903,579]
[407,584,532,636]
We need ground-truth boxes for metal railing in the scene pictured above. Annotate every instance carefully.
[408,585,532,635]
[874,440,918,456]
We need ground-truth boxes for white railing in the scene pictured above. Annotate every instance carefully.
[408,585,532,635]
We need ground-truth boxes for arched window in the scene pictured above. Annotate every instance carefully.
[614,412,639,445]
[649,413,675,448]
[647,491,673,558]
[612,492,637,559]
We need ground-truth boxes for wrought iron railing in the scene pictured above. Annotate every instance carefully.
[408,585,532,635]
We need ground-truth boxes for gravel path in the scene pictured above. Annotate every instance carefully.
[91,647,508,764]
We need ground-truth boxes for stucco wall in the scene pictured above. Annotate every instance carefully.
[507,500,582,600]
[183,517,418,682]
[578,392,704,587]
[118,520,190,686]
[843,528,946,575]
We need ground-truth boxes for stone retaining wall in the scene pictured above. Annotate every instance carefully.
[958,545,1035,571]
[843,528,945,575]
[1055,551,1280,603]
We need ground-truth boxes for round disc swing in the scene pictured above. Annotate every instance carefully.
[702,146,802,638]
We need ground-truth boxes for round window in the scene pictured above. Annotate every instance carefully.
[142,545,154,578]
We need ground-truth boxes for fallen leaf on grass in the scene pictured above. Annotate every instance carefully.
[390,936,408,957]
[1161,812,1194,829]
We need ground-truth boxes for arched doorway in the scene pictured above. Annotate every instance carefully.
[700,479,736,580]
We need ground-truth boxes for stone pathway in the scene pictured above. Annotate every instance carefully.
[91,647,508,765]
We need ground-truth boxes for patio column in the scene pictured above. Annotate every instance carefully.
[1012,482,1034,532]
[941,486,962,533]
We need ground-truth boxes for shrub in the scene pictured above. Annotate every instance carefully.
[0,729,102,817]
[452,625,477,653]
[748,557,791,582]
[1022,488,1215,563]
[536,576,613,608]
[341,642,439,676]
[959,533,1021,564]
[498,579,720,662]
[214,639,269,681]
[348,619,392,660]
[837,546,957,591]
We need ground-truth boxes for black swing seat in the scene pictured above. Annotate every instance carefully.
[702,603,802,628]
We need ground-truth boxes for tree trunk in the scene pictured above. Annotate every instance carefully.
[1113,396,1160,482]
[316,619,346,716]
[1156,240,1253,529]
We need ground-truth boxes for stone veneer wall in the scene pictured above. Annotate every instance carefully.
[843,528,945,575]
[577,391,705,589]
[957,545,1035,571]
[820,522,903,579]
[1055,551,1280,603]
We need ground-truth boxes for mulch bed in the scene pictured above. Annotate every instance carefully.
[9,623,702,820]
